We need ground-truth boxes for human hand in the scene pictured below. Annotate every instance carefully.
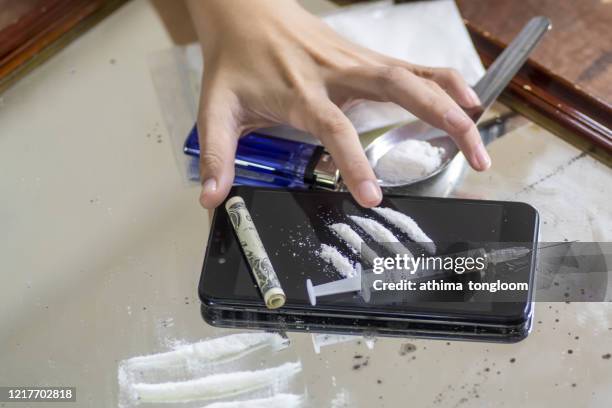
[187,0,489,209]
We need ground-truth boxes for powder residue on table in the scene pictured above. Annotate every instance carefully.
[132,361,302,403]
[118,333,296,407]
[374,139,445,184]
[121,332,288,381]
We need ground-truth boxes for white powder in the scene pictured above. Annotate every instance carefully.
[122,333,288,380]
[328,223,363,254]
[329,223,379,265]
[372,207,436,254]
[349,216,412,257]
[200,394,303,408]
[133,361,302,403]
[319,244,356,278]
[374,139,445,184]
[118,333,290,407]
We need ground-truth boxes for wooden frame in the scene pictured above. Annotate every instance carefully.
[465,21,612,154]
[0,0,128,93]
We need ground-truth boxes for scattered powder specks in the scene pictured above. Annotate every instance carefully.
[349,216,412,257]
[319,244,356,278]
[200,393,303,408]
[374,139,445,184]
[372,207,436,254]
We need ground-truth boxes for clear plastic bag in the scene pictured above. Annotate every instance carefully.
[147,0,484,183]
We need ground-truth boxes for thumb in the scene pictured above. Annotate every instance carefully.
[197,108,238,209]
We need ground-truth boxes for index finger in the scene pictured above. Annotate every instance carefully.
[292,98,382,208]
[337,67,491,171]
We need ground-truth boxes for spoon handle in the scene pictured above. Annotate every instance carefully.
[471,16,551,121]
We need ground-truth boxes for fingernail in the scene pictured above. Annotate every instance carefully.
[474,143,491,170]
[444,108,471,130]
[466,87,480,107]
[357,180,382,206]
[200,178,217,200]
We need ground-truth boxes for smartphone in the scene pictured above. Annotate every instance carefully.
[199,186,539,343]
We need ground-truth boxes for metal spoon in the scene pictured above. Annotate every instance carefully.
[364,16,551,188]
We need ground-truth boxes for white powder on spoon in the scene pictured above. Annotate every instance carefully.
[372,207,436,254]
[319,244,356,278]
[374,139,445,184]
[349,216,413,257]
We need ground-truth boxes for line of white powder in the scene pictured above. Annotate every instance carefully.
[200,394,302,408]
[319,244,356,278]
[123,333,288,376]
[328,223,362,253]
[372,207,436,254]
[349,216,413,258]
[328,223,378,264]
[132,361,302,403]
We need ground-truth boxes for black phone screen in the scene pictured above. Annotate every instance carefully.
[200,186,539,324]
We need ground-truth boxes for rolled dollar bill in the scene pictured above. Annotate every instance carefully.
[225,196,286,309]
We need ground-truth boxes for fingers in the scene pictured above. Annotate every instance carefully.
[382,68,490,171]
[292,97,382,208]
[415,66,481,109]
[197,102,239,209]
[337,66,490,171]
[375,58,480,109]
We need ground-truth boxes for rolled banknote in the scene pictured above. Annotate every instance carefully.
[225,196,286,309]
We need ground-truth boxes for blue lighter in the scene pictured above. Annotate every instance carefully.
[184,126,340,189]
